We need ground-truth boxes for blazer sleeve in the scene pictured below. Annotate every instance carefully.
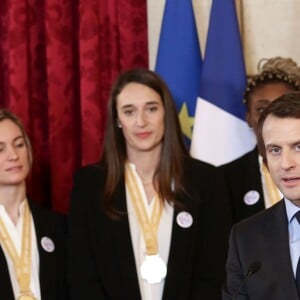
[67,167,106,299]
[199,168,233,299]
[222,225,248,300]
[182,159,233,300]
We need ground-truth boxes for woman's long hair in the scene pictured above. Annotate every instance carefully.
[103,68,189,218]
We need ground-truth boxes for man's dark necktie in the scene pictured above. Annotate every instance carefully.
[295,211,300,295]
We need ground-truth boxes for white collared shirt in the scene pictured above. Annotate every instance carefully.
[126,163,174,300]
[0,201,41,299]
[285,198,300,277]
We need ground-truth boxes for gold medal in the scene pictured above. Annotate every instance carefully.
[126,164,168,284]
[0,201,36,299]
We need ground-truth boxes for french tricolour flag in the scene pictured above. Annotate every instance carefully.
[190,0,256,166]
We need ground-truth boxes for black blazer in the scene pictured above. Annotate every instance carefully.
[221,147,265,223]
[68,157,232,300]
[0,200,67,300]
[223,200,299,300]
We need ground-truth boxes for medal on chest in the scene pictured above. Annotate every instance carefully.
[126,164,167,284]
[0,200,36,299]
[140,254,167,284]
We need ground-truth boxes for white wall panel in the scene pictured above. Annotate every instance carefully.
[147,0,300,74]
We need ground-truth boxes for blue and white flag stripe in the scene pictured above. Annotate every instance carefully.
[191,99,255,166]
[191,0,256,166]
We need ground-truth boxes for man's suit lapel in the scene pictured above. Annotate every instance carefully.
[264,201,299,299]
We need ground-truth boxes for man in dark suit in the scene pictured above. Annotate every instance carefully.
[222,57,300,223]
[223,92,300,299]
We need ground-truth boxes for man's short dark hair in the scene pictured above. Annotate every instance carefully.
[257,91,300,159]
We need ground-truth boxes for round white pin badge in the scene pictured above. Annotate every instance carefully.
[176,211,193,228]
[41,237,55,253]
[243,190,260,206]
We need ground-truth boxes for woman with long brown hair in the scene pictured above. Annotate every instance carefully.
[68,68,231,300]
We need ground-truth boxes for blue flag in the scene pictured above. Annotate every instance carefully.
[191,0,255,166]
[155,0,202,143]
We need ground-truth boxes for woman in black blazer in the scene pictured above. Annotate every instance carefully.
[68,69,232,300]
[0,109,67,300]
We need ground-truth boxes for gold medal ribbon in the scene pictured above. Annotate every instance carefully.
[262,162,282,206]
[0,200,36,299]
[126,163,163,255]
